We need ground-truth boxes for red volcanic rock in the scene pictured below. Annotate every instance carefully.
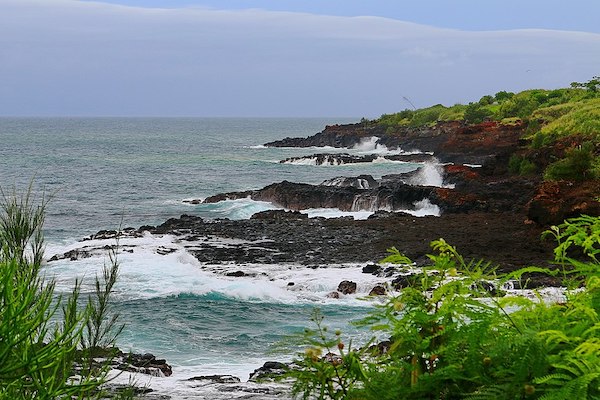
[444,164,481,181]
[527,180,600,225]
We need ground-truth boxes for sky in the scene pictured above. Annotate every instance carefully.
[1,0,599,117]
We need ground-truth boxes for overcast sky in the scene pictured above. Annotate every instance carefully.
[2,0,599,117]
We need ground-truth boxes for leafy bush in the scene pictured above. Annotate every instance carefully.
[508,154,537,176]
[544,141,598,181]
[288,216,600,400]
[464,102,493,124]
[0,187,123,399]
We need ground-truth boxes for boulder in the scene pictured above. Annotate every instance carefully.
[248,361,288,382]
[527,180,600,225]
[337,280,357,295]
[362,264,382,275]
[369,285,386,296]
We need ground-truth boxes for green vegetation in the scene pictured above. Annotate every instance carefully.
[288,215,600,400]
[0,187,124,399]
[508,154,537,176]
[544,142,600,181]
[373,77,600,182]
[375,84,599,132]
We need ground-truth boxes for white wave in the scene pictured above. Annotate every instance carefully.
[300,208,374,220]
[371,156,412,164]
[351,136,397,155]
[402,199,440,217]
[244,144,267,149]
[197,198,280,220]
[320,177,373,189]
[161,198,203,206]
[407,160,454,188]
[44,233,390,305]
[351,136,405,156]
[463,163,483,168]
[107,367,292,397]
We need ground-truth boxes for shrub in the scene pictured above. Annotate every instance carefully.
[0,187,122,399]
[508,154,537,176]
[288,216,600,400]
[464,102,493,124]
[544,141,598,181]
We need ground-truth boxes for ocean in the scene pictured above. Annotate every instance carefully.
[0,117,432,397]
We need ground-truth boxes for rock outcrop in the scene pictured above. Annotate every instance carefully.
[266,120,525,167]
[527,180,600,225]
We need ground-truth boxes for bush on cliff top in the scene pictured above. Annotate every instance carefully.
[289,215,600,400]
[375,77,600,130]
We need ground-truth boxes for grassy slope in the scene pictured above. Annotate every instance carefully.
[372,81,600,180]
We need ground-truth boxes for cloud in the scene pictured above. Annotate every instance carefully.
[1,0,599,116]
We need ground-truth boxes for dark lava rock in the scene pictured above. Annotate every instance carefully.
[369,285,387,296]
[391,275,416,290]
[248,361,288,382]
[211,179,436,213]
[251,210,308,220]
[137,211,553,274]
[117,352,173,377]
[281,153,377,166]
[337,280,357,295]
[321,175,379,190]
[226,270,246,277]
[265,123,382,148]
[187,375,241,384]
[362,264,382,275]
[156,246,177,255]
[48,248,93,262]
[326,291,340,299]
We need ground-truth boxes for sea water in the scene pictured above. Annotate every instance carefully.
[0,117,436,395]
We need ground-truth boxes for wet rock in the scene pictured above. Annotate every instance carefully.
[48,248,93,262]
[326,291,340,299]
[281,153,377,166]
[265,123,381,148]
[362,264,382,275]
[156,246,177,255]
[321,175,378,190]
[369,285,386,296]
[337,280,357,295]
[117,352,173,377]
[188,375,241,383]
[226,270,246,277]
[471,281,498,296]
[391,275,416,290]
[251,210,308,220]
[248,361,288,382]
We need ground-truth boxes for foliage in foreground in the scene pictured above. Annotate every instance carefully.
[288,215,600,399]
[0,187,124,399]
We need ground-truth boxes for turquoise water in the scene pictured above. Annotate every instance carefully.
[1,117,412,380]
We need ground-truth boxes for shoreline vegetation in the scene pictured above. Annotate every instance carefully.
[2,78,599,398]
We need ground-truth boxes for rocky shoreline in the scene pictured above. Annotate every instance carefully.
[52,119,598,398]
